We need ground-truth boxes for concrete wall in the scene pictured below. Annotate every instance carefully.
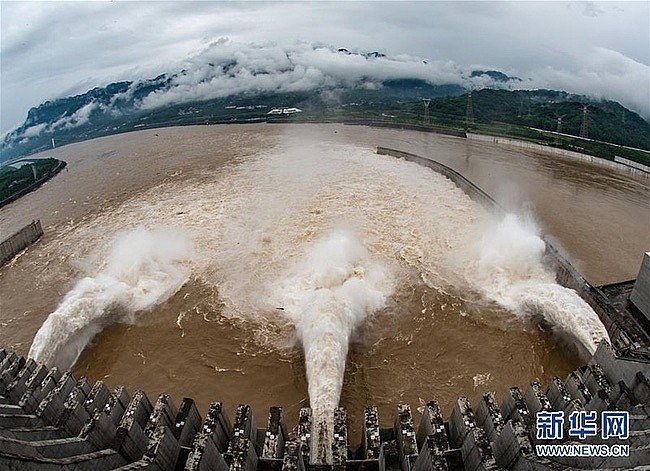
[631,253,650,321]
[615,156,650,173]
[0,220,43,267]
[468,133,650,182]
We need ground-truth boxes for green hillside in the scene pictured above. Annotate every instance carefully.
[0,158,65,205]
[2,86,649,167]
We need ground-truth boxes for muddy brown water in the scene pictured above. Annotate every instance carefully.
[1,123,648,440]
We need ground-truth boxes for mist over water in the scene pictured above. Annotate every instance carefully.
[273,229,391,461]
[28,227,192,369]
[25,137,609,454]
[459,213,610,356]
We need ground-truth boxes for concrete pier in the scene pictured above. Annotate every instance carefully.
[0,342,647,469]
[394,404,417,471]
[298,408,312,465]
[0,220,44,267]
[362,406,382,460]
[262,406,286,460]
[184,402,232,470]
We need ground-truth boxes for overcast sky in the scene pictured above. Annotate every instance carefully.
[1,1,648,133]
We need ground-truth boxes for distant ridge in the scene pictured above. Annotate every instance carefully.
[1,43,648,163]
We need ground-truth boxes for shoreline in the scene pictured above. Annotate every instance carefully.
[0,159,68,209]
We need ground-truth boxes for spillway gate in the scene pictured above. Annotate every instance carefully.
[1,342,649,470]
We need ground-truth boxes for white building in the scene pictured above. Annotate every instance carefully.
[267,107,302,115]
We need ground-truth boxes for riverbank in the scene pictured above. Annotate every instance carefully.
[0,158,67,209]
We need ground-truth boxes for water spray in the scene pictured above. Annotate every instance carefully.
[464,213,610,355]
[274,229,391,463]
[29,227,192,369]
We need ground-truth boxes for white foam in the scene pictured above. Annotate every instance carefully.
[28,227,192,369]
[461,213,610,355]
[272,229,391,461]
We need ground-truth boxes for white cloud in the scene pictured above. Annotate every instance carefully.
[138,41,471,110]
[1,1,648,133]
[10,100,106,142]
[136,40,649,119]
[526,47,649,117]
[21,123,48,138]
[49,101,102,130]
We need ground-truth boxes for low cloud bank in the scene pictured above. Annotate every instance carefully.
[526,47,649,119]
[136,41,470,110]
[135,40,650,119]
[4,40,648,145]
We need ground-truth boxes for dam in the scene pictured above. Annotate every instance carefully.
[0,340,648,469]
[0,124,649,469]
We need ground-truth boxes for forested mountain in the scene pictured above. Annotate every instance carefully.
[2,69,648,163]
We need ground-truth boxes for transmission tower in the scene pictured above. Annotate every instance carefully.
[465,91,474,130]
[554,114,566,145]
[422,98,431,126]
[579,105,589,138]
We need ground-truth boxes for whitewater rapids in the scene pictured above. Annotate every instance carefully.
[26,139,609,458]
[28,227,192,369]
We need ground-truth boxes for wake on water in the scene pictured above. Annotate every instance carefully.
[27,142,609,462]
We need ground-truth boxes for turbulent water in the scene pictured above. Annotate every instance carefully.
[28,227,193,368]
[457,213,609,357]
[24,136,610,455]
[274,230,391,462]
